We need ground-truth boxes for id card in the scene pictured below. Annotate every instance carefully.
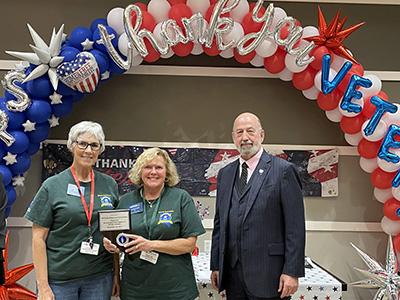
[140,250,159,264]
[67,184,85,197]
[80,242,99,255]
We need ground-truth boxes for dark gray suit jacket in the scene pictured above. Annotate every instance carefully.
[210,150,305,298]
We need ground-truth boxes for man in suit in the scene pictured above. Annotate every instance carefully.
[210,112,305,300]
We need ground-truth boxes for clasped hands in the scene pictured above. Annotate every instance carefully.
[103,234,153,255]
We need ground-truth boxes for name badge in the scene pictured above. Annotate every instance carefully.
[128,203,143,214]
[67,184,85,197]
[140,250,159,264]
[80,241,99,255]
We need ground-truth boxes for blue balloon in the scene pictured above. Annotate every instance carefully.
[26,142,40,156]
[6,130,29,154]
[27,99,52,123]
[0,97,28,130]
[9,152,31,175]
[0,144,6,159]
[90,18,108,33]
[90,49,110,74]
[364,96,398,137]
[26,76,53,98]
[92,26,118,53]
[26,122,50,143]
[60,46,80,62]
[69,26,93,51]
[5,207,10,218]
[321,54,353,95]
[0,165,12,186]
[340,75,372,114]
[56,81,75,96]
[5,184,16,207]
[70,92,85,103]
[52,99,74,117]
[109,57,127,74]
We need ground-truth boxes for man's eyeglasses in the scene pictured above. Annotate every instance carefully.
[76,140,101,151]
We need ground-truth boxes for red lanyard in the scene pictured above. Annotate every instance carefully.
[70,167,95,227]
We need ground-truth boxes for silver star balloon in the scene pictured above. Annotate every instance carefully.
[351,235,400,300]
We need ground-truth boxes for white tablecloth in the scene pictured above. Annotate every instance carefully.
[192,253,344,300]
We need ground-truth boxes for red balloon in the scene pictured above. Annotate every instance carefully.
[168,3,192,29]
[205,4,230,23]
[143,39,160,63]
[371,168,397,189]
[172,42,194,57]
[202,38,221,56]
[210,0,219,4]
[309,46,333,71]
[337,64,364,93]
[362,91,390,119]
[357,138,382,159]
[292,67,318,91]
[131,10,156,31]
[264,49,286,74]
[242,11,263,34]
[317,90,342,111]
[135,3,147,11]
[278,19,301,51]
[394,233,400,254]
[340,114,366,134]
[168,0,187,5]
[383,198,400,220]
[248,3,266,17]
[234,40,256,63]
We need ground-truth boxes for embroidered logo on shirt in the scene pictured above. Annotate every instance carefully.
[99,195,113,208]
[158,211,173,227]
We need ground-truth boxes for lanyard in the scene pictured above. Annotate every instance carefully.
[141,187,163,239]
[70,167,95,229]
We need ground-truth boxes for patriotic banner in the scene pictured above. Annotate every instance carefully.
[42,143,339,197]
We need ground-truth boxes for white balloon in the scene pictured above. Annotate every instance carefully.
[229,0,249,23]
[255,38,278,58]
[191,43,204,55]
[148,0,171,24]
[314,69,337,92]
[301,26,319,39]
[278,68,293,81]
[187,0,210,16]
[131,55,143,66]
[270,7,287,31]
[302,86,320,100]
[381,216,400,236]
[191,19,208,44]
[374,188,393,204]
[220,48,234,59]
[362,119,387,142]
[330,55,347,73]
[344,132,363,146]
[118,32,129,57]
[107,7,125,36]
[382,103,400,126]
[360,157,378,173]
[222,22,244,47]
[377,157,400,173]
[161,48,174,59]
[250,54,264,67]
[359,74,382,99]
[325,107,343,123]
[339,97,364,117]
[393,186,400,201]
[285,54,308,73]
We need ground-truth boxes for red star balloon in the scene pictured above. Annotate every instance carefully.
[305,6,365,64]
[0,231,36,299]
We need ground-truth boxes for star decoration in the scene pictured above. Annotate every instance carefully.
[0,231,36,299]
[12,175,25,187]
[48,115,60,128]
[81,38,94,51]
[220,152,231,160]
[22,120,36,132]
[351,235,400,300]
[14,62,27,72]
[49,92,63,105]
[3,152,17,165]
[304,6,365,64]
[6,23,65,90]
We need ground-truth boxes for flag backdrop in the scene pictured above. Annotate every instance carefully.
[42,143,339,197]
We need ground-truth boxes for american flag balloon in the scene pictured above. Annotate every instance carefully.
[57,52,100,93]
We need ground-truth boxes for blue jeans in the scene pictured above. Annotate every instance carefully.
[47,272,113,300]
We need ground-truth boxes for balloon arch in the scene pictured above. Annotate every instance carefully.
[2,0,400,248]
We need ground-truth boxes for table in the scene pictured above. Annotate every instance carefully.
[192,253,346,300]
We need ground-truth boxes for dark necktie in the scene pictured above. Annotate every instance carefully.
[240,162,248,192]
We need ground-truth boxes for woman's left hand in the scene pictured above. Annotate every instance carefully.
[123,234,154,255]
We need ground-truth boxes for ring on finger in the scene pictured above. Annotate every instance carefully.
[136,245,139,250]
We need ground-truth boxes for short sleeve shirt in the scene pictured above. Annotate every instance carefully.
[117,187,205,300]
[24,168,119,283]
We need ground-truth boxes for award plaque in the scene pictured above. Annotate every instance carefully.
[98,209,131,251]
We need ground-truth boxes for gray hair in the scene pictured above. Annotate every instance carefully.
[67,121,106,153]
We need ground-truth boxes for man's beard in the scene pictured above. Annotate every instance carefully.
[238,141,260,158]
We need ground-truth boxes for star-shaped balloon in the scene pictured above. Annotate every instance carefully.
[304,6,365,64]
[0,231,36,299]
[351,235,400,300]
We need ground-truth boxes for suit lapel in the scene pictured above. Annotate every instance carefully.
[221,159,239,226]
[243,150,271,221]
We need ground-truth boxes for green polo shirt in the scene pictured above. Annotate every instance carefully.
[118,187,205,300]
[24,168,119,283]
